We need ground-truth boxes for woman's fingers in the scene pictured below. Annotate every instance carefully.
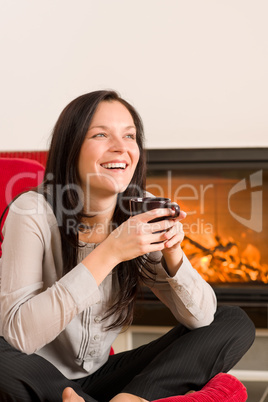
[178,210,187,220]
[129,210,185,239]
[109,209,185,262]
[164,231,185,248]
[149,221,184,244]
[150,219,174,234]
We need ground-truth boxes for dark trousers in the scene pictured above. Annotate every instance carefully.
[0,306,255,402]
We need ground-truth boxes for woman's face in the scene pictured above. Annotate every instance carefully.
[78,100,140,198]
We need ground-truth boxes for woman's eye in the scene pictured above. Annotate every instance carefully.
[93,133,106,138]
[125,134,136,140]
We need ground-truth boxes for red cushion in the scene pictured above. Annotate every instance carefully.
[0,157,45,256]
[152,373,247,402]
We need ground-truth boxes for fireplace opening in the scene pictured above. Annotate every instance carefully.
[146,166,267,287]
[133,148,268,328]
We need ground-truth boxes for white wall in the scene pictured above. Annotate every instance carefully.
[0,0,268,151]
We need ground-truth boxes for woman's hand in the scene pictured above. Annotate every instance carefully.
[105,208,180,264]
[161,210,187,276]
[82,208,187,285]
[162,210,186,252]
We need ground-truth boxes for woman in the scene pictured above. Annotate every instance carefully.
[0,91,255,402]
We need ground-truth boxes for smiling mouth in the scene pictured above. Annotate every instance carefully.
[101,163,127,170]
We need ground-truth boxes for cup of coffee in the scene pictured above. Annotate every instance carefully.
[129,197,180,222]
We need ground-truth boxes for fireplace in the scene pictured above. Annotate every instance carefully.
[134,148,268,328]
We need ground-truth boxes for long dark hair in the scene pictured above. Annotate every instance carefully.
[42,90,157,330]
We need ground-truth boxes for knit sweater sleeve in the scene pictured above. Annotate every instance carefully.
[143,251,217,329]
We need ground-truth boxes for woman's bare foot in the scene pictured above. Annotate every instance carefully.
[62,388,147,402]
[110,393,148,402]
[62,387,85,402]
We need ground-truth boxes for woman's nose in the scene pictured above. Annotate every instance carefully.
[109,136,127,152]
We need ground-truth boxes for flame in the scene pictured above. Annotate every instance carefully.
[182,235,268,284]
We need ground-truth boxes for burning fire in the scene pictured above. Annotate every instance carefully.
[182,234,268,284]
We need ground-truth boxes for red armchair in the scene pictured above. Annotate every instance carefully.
[0,157,45,256]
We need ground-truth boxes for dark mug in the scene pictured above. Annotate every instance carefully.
[129,197,180,222]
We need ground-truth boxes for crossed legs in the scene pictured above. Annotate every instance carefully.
[0,306,255,401]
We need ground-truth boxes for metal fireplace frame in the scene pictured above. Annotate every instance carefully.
[146,147,268,170]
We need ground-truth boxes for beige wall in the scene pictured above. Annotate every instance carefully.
[1,0,268,151]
